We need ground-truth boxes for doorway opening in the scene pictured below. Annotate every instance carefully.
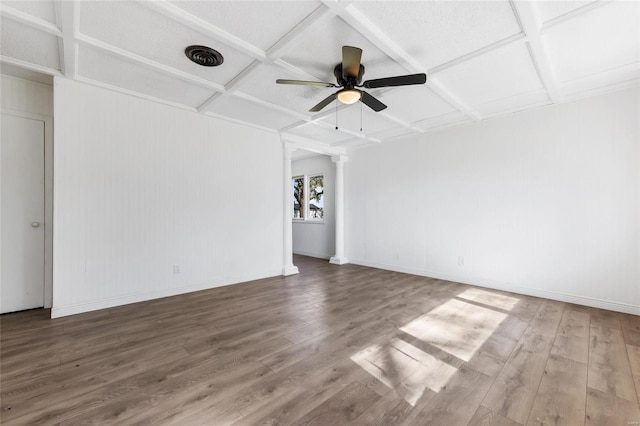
[291,151,335,270]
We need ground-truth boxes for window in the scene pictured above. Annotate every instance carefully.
[293,176,305,219]
[292,174,324,221]
[308,174,324,220]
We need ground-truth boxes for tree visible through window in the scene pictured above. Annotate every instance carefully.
[293,174,324,221]
[308,175,323,219]
[293,176,304,219]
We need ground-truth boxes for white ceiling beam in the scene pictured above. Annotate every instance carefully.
[196,59,329,115]
[320,0,423,72]
[75,75,198,112]
[55,0,78,79]
[140,0,268,114]
[561,76,639,104]
[141,0,266,61]
[279,118,320,133]
[197,93,224,113]
[266,5,331,59]
[427,79,482,121]
[196,60,263,113]
[541,0,610,31]
[140,0,384,148]
[321,0,481,122]
[198,5,331,115]
[0,55,63,77]
[510,0,562,103]
[74,81,274,141]
[428,34,526,76]
[366,127,419,140]
[223,60,263,91]
[204,111,278,134]
[0,5,62,37]
[559,62,640,97]
[77,34,225,93]
[313,119,372,140]
[231,91,312,121]
[280,133,347,157]
[375,111,414,130]
[332,138,380,149]
[273,59,332,83]
[278,113,378,144]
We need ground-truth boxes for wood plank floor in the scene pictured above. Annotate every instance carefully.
[1,255,639,425]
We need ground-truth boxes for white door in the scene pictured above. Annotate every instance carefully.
[1,113,45,313]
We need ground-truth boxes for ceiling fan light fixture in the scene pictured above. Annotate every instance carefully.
[337,89,361,105]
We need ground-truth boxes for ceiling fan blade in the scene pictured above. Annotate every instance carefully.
[342,46,362,79]
[362,73,426,89]
[361,91,387,112]
[309,93,337,112]
[276,79,336,88]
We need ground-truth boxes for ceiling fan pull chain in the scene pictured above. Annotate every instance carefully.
[335,100,338,130]
[360,100,363,132]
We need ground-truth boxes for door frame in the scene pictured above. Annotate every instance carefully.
[1,108,53,309]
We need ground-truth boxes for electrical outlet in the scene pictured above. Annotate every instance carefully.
[173,265,181,274]
[458,257,465,267]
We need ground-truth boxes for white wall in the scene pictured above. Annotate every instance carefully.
[292,154,335,259]
[346,88,640,314]
[52,78,283,317]
[1,75,53,117]
[1,75,54,309]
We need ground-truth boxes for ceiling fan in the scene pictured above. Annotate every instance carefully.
[276,46,426,113]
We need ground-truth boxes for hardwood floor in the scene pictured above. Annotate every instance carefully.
[1,255,639,425]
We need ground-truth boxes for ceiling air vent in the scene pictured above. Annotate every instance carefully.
[185,45,224,67]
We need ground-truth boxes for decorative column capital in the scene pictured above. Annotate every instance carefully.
[331,154,348,165]
[282,138,298,156]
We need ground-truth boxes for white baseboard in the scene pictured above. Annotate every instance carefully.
[282,265,300,276]
[329,256,349,265]
[51,268,282,318]
[349,259,640,316]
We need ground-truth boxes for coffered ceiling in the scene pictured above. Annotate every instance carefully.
[1,1,638,151]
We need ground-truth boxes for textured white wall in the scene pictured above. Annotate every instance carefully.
[346,88,640,314]
[52,78,283,317]
[292,154,335,260]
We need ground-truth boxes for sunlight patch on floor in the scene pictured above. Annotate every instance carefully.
[400,299,507,362]
[457,288,520,311]
[350,338,458,406]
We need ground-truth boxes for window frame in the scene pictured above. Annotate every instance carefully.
[306,173,324,222]
[292,172,325,223]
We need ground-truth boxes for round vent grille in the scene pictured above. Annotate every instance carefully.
[185,45,224,67]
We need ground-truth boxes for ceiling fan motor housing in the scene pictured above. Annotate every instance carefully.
[334,64,365,87]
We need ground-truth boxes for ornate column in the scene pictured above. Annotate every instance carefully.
[330,154,349,265]
[282,139,299,276]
